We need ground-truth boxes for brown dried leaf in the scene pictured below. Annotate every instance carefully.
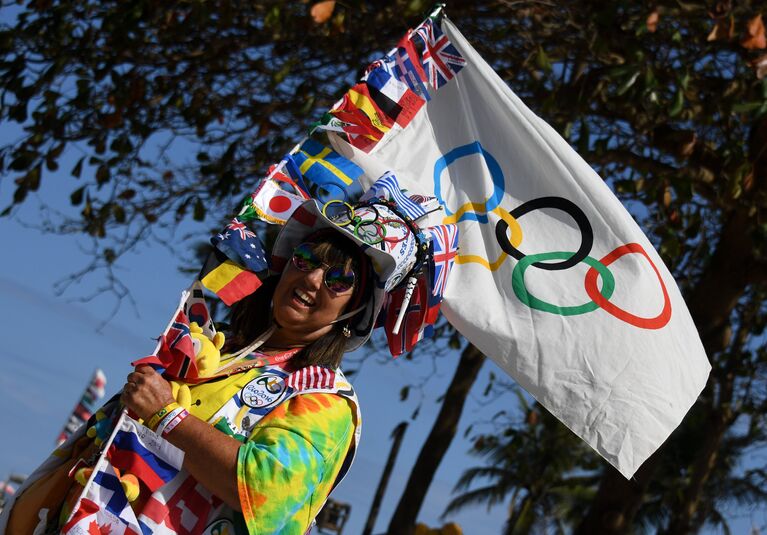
[751,53,767,79]
[647,10,659,33]
[741,13,766,50]
[310,1,336,24]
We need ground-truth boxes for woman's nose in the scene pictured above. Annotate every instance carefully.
[304,267,325,289]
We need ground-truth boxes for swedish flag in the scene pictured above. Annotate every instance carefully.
[293,139,364,192]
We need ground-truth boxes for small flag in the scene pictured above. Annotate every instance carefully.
[182,281,215,338]
[62,464,142,535]
[344,83,394,133]
[132,310,200,380]
[364,66,424,128]
[108,416,183,494]
[56,369,107,445]
[426,224,459,323]
[212,217,270,275]
[384,275,429,357]
[199,248,263,306]
[389,32,431,100]
[293,139,364,194]
[415,18,466,88]
[361,171,427,221]
[243,178,306,225]
[330,89,388,137]
[271,162,310,200]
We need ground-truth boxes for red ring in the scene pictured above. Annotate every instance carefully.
[381,218,411,243]
[584,243,672,329]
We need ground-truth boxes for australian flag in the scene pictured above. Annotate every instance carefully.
[212,217,269,276]
[415,18,466,89]
[426,224,459,323]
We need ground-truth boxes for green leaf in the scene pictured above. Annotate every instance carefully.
[400,386,410,401]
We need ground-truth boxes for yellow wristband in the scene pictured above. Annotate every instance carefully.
[146,402,180,431]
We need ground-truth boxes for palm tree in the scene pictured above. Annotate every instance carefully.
[444,388,599,535]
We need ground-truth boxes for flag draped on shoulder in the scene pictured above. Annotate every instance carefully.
[328,15,710,478]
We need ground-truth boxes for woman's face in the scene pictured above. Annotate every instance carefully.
[270,243,356,347]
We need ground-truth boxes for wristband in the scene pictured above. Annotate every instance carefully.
[160,409,189,437]
[154,406,184,435]
[146,402,181,431]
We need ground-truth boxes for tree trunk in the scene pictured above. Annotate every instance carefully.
[575,206,758,534]
[386,343,485,535]
[362,422,408,535]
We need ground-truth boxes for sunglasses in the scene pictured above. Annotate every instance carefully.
[291,243,356,294]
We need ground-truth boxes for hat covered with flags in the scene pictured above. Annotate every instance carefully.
[270,171,459,354]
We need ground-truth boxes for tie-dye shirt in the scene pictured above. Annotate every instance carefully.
[185,366,357,534]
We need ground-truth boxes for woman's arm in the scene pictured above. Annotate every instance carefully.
[121,366,242,511]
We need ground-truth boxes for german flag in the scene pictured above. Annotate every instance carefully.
[199,248,263,306]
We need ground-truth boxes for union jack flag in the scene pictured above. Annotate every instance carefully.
[428,224,459,300]
[415,19,466,89]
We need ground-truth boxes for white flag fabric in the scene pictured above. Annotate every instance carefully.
[330,16,710,478]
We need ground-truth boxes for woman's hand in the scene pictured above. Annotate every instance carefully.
[121,366,175,421]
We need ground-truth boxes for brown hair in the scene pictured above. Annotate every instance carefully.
[226,233,371,369]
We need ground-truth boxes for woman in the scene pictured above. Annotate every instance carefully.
[1,195,436,535]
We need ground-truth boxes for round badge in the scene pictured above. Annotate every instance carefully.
[241,373,288,409]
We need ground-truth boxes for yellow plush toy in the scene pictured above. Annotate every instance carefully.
[171,322,225,409]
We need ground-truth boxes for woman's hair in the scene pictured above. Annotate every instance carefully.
[225,232,371,369]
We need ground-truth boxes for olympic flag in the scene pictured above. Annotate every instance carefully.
[330,17,710,478]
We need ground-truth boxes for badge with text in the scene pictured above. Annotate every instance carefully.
[241,373,288,409]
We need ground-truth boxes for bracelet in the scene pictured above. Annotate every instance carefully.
[146,402,181,431]
[153,406,184,436]
[159,408,189,437]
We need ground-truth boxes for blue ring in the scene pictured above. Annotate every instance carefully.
[433,141,506,223]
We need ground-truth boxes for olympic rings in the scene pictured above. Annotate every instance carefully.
[584,243,671,329]
[512,252,615,315]
[496,196,594,271]
[430,141,672,330]
[322,200,354,225]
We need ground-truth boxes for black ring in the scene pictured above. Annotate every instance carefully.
[495,196,593,271]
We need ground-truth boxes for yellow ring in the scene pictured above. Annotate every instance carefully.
[442,204,523,271]
[322,199,354,227]
[493,206,522,248]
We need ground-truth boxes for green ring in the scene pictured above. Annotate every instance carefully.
[512,251,615,315]
[354,219,385,245]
